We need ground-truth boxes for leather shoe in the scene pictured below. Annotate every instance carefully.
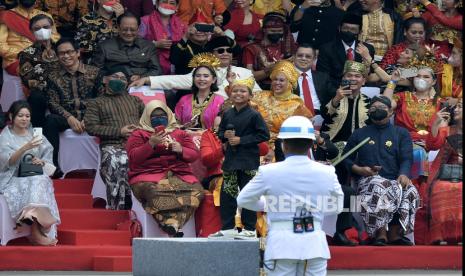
[332,232,357,246]
[388,237,413,246]
[372,238,387,246]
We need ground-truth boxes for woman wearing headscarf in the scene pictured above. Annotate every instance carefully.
[126,100,204,237]
[252,60,313,163]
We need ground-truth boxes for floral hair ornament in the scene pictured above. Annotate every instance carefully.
[404,44,444,75]
[188,53,222,69]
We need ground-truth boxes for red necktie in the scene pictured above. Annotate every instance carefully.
[346,48,354,60]
[301,72,315,114]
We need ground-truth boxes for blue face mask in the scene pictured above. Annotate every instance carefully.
[151,116,168,128]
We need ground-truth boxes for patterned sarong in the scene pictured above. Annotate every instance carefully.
[357,175,420,237]
[131,172,204,233]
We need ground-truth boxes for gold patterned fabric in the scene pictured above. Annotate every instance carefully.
[343,60,369,76]
[35,0,88,29]
[360,8,393,58]
[252,91,312,143]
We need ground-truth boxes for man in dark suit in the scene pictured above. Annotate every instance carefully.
[292,43,335,119]
[316,12,375,88]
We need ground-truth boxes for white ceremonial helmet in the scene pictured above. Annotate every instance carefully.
[277,116,316,140]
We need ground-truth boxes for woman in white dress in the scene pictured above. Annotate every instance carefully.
[0,100,60,245]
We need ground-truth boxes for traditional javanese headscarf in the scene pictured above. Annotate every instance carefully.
[269,60,299,98]
[139,100,178,132]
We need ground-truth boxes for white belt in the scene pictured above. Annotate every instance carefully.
[269,220,322,232]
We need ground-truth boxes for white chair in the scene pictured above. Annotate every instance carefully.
[0,70,25,111]
[58,129,107,203]
[0,195,30,246]
[131,193,196,238]
[361,86,381,99]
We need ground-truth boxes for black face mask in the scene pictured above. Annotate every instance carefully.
[19,0,36,8]
[340,31,358,45]
[368,108,388,122]
[267,33,283,43]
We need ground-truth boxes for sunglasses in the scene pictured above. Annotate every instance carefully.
[214,47,233,54]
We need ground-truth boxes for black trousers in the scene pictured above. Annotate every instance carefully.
[43,114,70,166]
[336,185,356,233]
[27,90,48,127]
[220,170,257,231]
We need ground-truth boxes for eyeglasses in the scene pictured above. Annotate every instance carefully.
[120,28,138,33]
[32,25,51,32]
[57,49,77,57]
[214,47,233,54]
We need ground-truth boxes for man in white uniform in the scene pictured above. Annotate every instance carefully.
[128,36,261,99]
[237,116,344,276]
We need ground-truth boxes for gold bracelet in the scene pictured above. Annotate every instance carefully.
[386,82,396,90]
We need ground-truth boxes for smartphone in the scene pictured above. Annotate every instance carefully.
[154,125,165,133]
[33,127,42,138]
[398,67,418,79]
[340,79,351,87]
[195,23,214,33]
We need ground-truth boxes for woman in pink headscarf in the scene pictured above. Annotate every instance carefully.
[139,0,187,74]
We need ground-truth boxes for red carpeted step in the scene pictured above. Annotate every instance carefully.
[58,209,129,230]
[53,179,93,194]
[56,194,94,209]
[328,245,462,270]
[58,229,131,246]
[0,245,131,271]
[93,255,132,272]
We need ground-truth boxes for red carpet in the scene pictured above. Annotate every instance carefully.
[0,178,462,272]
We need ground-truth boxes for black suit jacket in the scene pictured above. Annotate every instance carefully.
[293,69,336,115]
[316,39,375,87]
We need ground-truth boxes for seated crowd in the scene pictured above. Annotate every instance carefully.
[0,0,462,247]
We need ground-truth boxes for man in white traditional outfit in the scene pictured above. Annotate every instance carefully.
[237,116,344,276]
[128,35,261,99]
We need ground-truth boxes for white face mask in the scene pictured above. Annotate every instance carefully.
[158,6,175,15]
[413,78,430,91]
[102,5,114,13]
[158,3,176,15]
[34,28,52,41]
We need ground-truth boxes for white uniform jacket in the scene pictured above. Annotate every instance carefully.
[237,155,344,261]
[148,66,262,99]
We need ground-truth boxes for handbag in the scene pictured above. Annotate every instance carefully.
[116,210,142,243]
[437,164,462,182]
[18,153,43,177]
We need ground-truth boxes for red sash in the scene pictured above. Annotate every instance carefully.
[0,10,35,42]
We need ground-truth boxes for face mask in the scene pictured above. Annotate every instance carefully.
[368,108,388,121]
[151,116,168,128]
[108,79,127,95]
[340,31,357,45]
[267,33,283,43]
[413,78,430,91]
[19,0,36,8]
[102,5,114,13]
[34,28,52,41]
[158,3,176,15]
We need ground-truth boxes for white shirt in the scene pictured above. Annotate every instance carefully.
[149,66,262,99]
[296,68,321,110]
[342,40,356,54]
[237,155,344,261]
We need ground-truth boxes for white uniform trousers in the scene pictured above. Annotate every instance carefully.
[264,258,327,276]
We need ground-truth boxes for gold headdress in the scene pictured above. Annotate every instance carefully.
[270,60,299,88]
[188,53,221,69]
[404,44,443,74]
[343,60,368,77]
[230,76,255,91]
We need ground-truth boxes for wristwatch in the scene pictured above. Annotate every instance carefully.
[298,5,307,12]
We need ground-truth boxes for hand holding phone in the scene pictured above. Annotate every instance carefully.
[32,127,43,143]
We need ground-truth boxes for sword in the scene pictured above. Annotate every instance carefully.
[331,137,371,166]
